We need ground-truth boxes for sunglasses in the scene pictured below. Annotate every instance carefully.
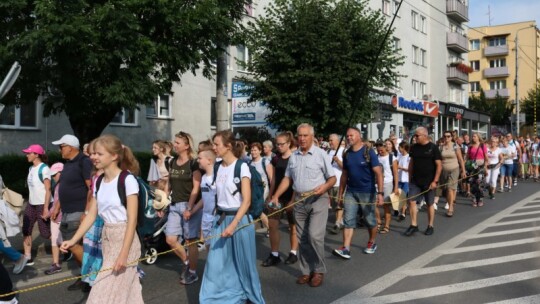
[276,142,288,146]
[444,135,452,138]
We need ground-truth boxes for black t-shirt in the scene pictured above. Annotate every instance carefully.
[58,152,93,213]
[169,158,201,203]
[410,142,442,187]
[272,155,293,203]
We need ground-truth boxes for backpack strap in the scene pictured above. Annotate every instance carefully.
[38,163,47,183]
[212,161,222,213]
[95,170,130,207]
[261,158,270,183]
[232,160,243,196]
[164,156,172,173]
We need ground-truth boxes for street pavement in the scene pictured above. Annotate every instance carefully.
[4,179,540,303]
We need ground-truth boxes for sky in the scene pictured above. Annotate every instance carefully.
[468,0,540,28]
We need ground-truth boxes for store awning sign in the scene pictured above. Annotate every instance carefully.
[391,95,438,118]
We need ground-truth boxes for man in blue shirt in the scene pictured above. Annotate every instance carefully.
[333,127,384,258]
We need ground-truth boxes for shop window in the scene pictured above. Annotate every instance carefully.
[0,100,38,129]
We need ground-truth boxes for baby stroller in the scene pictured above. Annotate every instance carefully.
[469,165,486,205]
[137,188,169,265]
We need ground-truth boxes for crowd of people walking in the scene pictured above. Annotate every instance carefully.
[1,124,539,303]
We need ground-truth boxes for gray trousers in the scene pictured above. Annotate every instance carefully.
[294,194,328,275]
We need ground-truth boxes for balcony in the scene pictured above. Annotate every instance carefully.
[483,66,510,78]
[485,88,510,99]
[447,66,469,84]
[446,0,469,23]
[484,45,509,56]
[447,32,468,53]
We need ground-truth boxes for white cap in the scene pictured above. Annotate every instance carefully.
[52,134,80,148]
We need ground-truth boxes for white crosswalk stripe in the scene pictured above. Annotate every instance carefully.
[332,192,540,304]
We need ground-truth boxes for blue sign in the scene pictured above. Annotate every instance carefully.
[398,97,424,113]
[232,81,253,98]
[233,112,256,121]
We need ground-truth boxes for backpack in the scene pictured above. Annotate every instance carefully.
[31,163,48,184]
[95,170,156,227]
[248,158,270,184]
[212,159,265,219]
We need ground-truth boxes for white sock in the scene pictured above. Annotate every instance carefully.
[290,250,297,255]
[189,269,196,274]
[271,252,279,257]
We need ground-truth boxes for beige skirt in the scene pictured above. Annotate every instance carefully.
[87,222,143,304]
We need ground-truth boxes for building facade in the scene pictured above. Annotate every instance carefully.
[468,21,540,133]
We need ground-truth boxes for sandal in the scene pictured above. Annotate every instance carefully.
[376,224,382,232]
[379,226,390,234]
[446,210,454,217]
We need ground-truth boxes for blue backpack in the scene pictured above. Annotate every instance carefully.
[95,170,156,226]
[212,159,265,219]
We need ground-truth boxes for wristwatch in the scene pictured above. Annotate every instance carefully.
[186,206,192,212]
[377,191,384,195]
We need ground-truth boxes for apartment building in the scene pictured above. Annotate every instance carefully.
[468,21,540,130]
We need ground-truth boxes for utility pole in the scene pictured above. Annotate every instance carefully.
[515,33,520,135]
[216,46,229,131]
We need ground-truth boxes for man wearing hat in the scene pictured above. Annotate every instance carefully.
[51,134,93,289]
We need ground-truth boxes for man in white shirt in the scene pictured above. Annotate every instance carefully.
[327,134,345,234]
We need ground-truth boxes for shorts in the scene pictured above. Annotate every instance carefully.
[501,163,513,177]
[60,211,83,241]
[441,168,459,191]
[342,191,377,229]
[267,199,295,224]
[382,182,393,204]
[50,220,63,246]
[165,202,202,240]
[398,182,409,195]
[201,213,214,245]
[328,187,339,205]
[22,204,51,238]
[408,183,435,205]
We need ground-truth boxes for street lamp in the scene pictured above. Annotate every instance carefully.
[515,25,534,135]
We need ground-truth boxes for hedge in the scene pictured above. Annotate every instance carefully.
[0,152,153,198]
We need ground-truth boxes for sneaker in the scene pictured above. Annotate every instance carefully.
[284,252,298,264]
[514,180,517,186]
[489,193,495,200]
[62,252,73,262]
[197,243,205,252]
[262,254,281,267]
[332,247,351,259]
[404,225,419,236]
[329,224,341,235]
[180,270,199,285]
[363,242,377,254]
[26,258,34,266]
[13,256,28,274]
[472,201,478,207]
[425,226,434,236]
[444,203,449,210]
[433,203,438,211]
[497,188,503,193]
[397,214,406,222]
[82,282,92,293]
[507,188,512,192]
[44,263,62,275]
[478,200,484,207]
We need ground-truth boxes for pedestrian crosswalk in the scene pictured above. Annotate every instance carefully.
[332,193,540,304]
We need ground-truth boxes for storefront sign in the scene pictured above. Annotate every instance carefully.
[391,96,439,118]
[445,104,466,116]
[231,81,270,125]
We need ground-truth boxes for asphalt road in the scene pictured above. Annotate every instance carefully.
[5,179,540,304]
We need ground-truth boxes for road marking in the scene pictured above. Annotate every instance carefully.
[347,270,540,304]
[487,294,540,303]
[504,210,540,217]
[467,226,540,239]
[404,251,540,276]
[332,191,540,304]
[443,236,540,254]
[492,217,540,226]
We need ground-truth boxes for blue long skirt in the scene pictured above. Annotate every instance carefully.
[199,211,265,304]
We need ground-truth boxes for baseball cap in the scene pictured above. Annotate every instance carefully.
[52,134,80,148]
[22,144,45,155]
[50,162,64,176]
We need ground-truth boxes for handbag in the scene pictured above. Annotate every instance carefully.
[465,144,483,171]
[2,187,24,217]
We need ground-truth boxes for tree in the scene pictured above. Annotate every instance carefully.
[520,80,540,127]
[0,0,247,143]
[243,0,403,135]
[469,89,513,127]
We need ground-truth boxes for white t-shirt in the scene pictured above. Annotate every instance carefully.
[201,173,217,217]
[250,158,270,199]
[327,147,344,188]
[501,145,516,165]
[27,163,51,206]
[509,140,519,160]
[94,173,139,223]
[487,148,501,165]
[398,154,410,183]
[378,154,394,184]
[215,160,251,210]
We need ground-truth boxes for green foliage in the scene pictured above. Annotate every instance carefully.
[243,0,403,135]
[0,151,152,197]
[0,0,248,143]
[234,126,273,144]
[469,89,512,126]
[520,81,540,127]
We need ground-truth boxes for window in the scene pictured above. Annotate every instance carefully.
[146,94,172,118]
[470,39,480,51]
[111,108,138,126]
[412,45,419,64]
[382,0,391,15]
[420,49,426,66]
[392,37,401,52]
[411,11,418,29]
[420,16,427,33]
[489,80,506,90]
[211,97,217,128]
[393,0,400,16]
[236,44,249,71]
[0,100,38,128]
[412,80,419,97]
[420,82,427,97]
[488,36,506,46]
[489,58,506,68]
[470,82,480,92]
[470,60,480,71]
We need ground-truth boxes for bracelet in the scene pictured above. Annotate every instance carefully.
[377,191,384,195]
[84,210,89,215]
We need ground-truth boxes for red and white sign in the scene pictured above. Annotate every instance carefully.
[423,101,439,117]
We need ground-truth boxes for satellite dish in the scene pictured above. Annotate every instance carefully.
[0,62,22,100]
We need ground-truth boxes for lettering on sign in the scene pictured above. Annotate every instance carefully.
[392,96,438,117]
